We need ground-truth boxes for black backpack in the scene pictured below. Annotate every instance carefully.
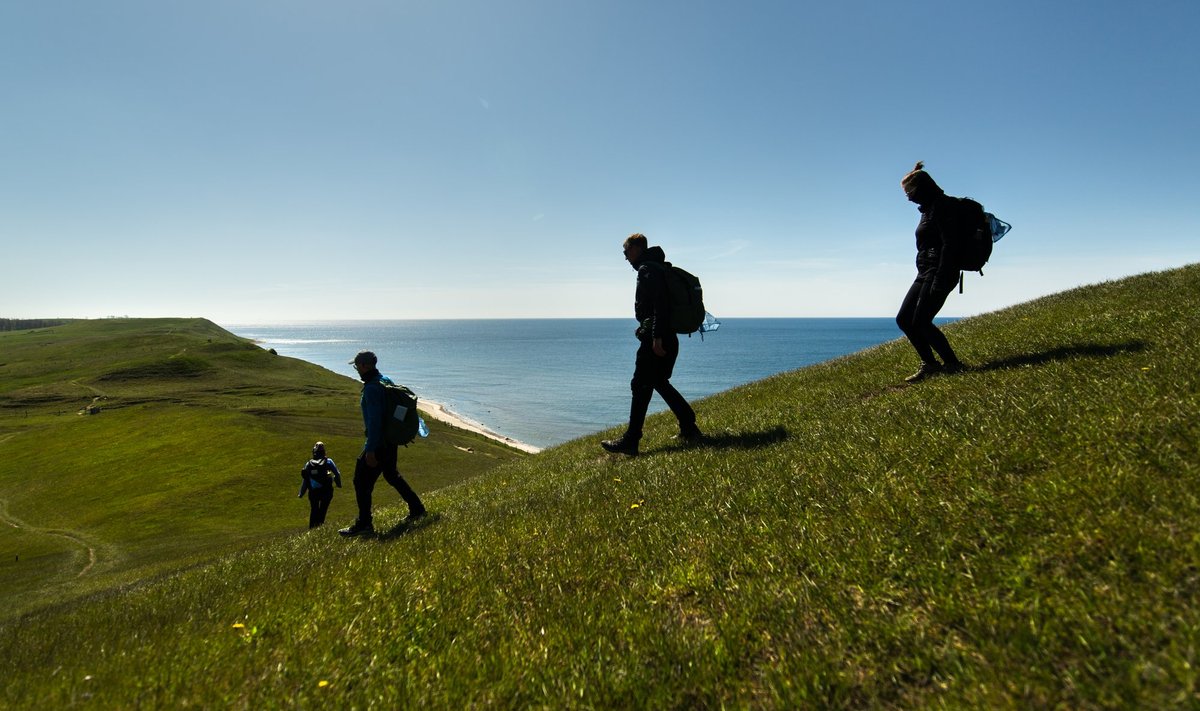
[380,379,421,447]
[303,458,336,485]
[943,197,993,272]
[651,262,706,335]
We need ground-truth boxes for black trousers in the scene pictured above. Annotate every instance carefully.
[626,332,696,440]
[306,486,334,529]
[896,259,958,365]
[352,446,424,525]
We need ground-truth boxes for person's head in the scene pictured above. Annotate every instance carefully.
[349,350,377,380]
[312,441,326,459]
[900,161,943,205]
[622,233,648,268]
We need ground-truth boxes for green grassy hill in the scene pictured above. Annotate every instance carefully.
[0,318,525,621]
[3,266,1199,708]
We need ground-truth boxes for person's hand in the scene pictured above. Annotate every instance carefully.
[297,492,304,498]
[653,338,667,357]
[365,450,378,468]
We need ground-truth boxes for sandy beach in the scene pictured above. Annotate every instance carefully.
[420,399,542,454]
[238,334,542,453]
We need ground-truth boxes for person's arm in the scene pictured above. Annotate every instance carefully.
[933,201,962,292]
[647,265,670,355]
[328,459,342,487]
[298,467,309,497]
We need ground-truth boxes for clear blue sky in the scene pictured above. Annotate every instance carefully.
[3,1,1198,321]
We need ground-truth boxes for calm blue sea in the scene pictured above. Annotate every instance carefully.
[223,319,904,450]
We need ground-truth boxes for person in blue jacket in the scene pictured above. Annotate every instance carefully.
[298,441,341,529]
[338,350,426,537]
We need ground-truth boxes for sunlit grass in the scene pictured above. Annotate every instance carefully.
[2,266,1199,708]
[0,318,525,620]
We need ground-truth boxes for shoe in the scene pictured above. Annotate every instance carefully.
[942,359,966,375]
[904,361,943,383]
[676,427,704,444]
[338,520,374,537]
[403,507,428,524]
[600,437,639,456]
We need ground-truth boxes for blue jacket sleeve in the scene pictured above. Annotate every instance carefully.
[362,381,385,453]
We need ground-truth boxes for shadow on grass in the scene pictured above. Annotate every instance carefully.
[654,426,790,455]
[974,340,1147,373]
[376,511,442,541]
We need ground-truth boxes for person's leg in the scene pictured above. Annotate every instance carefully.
[625,339,659,441]
[656,381,697,431]
[650,334,698,435]
[602,339,654,455]
[912,287,959,367]
[379,446,426,517]
[351,456,383,526]
[897,276,938,365]
[311,488,332,527]
[626,384,654,442]
[308,492,322,529]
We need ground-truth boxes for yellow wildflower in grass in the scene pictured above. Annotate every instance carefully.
[318,680,330,688]
[231,623,245,629]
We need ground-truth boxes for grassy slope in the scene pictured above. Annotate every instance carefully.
[2,266,1199,708]
[0,318,525,621]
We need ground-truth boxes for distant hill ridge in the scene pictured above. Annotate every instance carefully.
[2,265,1199,708]
[0,318,74,331]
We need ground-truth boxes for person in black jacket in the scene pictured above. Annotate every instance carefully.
[601,233,703,456]
[896,161,966,383]
[298,441,342,528]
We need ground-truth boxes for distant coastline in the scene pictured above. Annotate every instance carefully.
[420,398,542,454]
[227,319,909,450]
[240,333,541,453]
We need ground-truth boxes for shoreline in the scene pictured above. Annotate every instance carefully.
[420,399,543,454]
[239,335,543,454]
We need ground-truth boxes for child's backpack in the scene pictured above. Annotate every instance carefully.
[381,380,421,447]
[304,458,336,487]
[944,197,1012,274]
[657,262,707,335]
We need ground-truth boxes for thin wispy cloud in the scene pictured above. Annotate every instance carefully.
[709,240,750,260]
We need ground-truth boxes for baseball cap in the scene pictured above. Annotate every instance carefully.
[349,350,377,366]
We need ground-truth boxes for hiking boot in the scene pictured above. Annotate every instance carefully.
[676,427,705,445]
[904,361,943,383]
[600,437,639,456]
[338,520,374,537]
